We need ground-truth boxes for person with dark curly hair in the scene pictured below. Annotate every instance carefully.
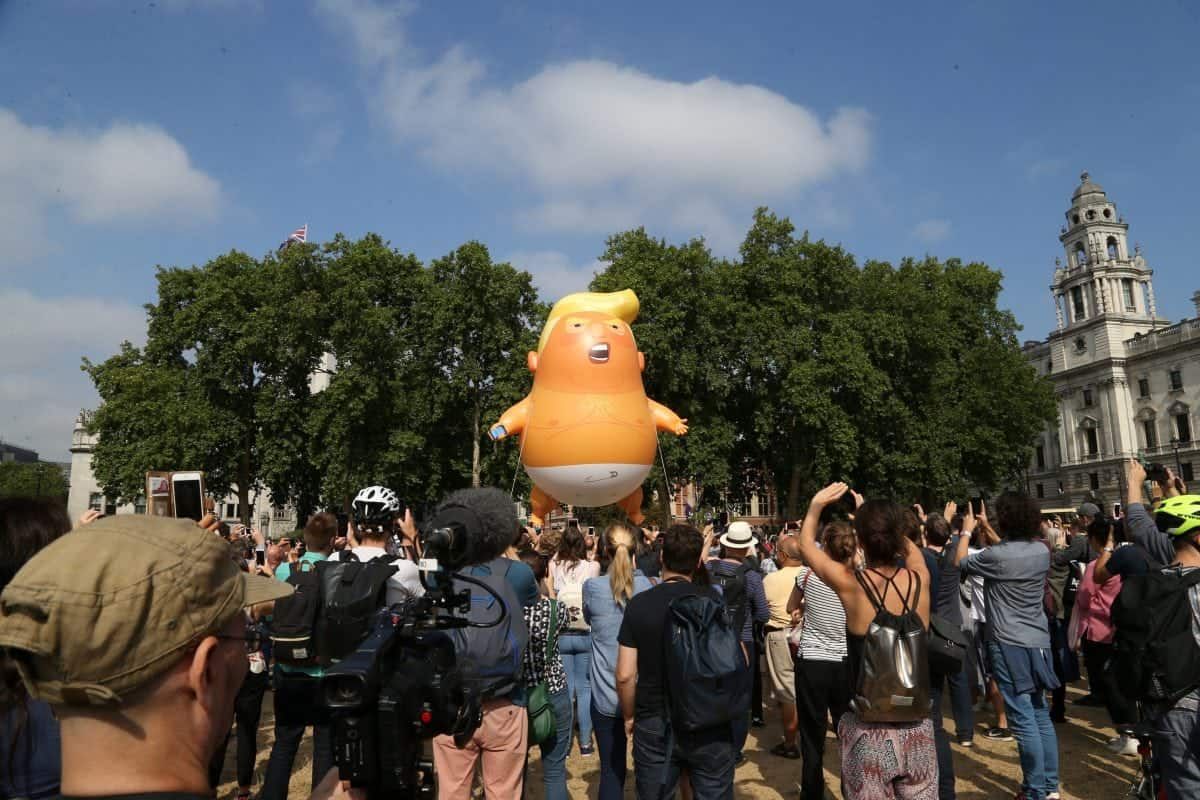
[955,492,1061,800]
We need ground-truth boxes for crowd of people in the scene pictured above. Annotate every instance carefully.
[1,458,1199,800]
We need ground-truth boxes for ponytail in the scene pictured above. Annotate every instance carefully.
[604,524,637,607]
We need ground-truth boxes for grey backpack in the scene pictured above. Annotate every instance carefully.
[851,568,930,723]
[447,559,529,700]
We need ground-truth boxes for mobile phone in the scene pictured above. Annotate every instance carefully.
[784,521,799,532]
[255,550,266,566]
[1113,503,1123,518]
[170,471,205,521]
[587,526,595,536]
[568,519,580,531]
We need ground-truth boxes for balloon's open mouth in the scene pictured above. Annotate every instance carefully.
[589,343,610,363]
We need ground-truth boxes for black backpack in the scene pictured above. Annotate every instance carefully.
[315,552,399,666]
[1112,567,1200,704]
[709,562,753,635]
[270,560,323,665]
[662,585,742,733]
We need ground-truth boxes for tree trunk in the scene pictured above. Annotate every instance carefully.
[471,396,482,488]
[786,463,802,520]
[238,448,252,527]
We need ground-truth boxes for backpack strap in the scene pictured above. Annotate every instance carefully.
[546,599,558,663]
[855,569,886,612]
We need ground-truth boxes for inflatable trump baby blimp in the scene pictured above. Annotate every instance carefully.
[488,290,688,526]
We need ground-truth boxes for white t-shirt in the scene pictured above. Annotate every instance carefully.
[328,545,425,605]
[967,546,987,623]
[550,557,600,592]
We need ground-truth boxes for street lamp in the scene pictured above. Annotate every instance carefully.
[1170,437,1184,476]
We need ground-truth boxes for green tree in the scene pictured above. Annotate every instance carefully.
[0,462,69,499]
[309,234,428,508]
[86,248,327,521]
[421,242,544,490]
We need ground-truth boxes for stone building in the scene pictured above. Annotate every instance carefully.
[1024,173,1200,511]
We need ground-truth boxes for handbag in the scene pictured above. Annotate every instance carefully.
[928,543,969,675]
[527,600,558,746]
[788,571,811,659]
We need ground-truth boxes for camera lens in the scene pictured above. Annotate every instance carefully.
[325,676,364,708]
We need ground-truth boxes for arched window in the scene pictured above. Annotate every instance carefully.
[1075,243,1087,267]
[1106,236,1118,259]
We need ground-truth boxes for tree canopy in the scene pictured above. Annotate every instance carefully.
[84,213,1055,522]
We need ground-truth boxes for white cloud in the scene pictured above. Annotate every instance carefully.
[912,218,951,244]
[505,250,605,301]
[316,0,872,244]
[0,109,220,261]
[0,290,146,460]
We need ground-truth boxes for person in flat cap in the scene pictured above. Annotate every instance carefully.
[0,514,358,800]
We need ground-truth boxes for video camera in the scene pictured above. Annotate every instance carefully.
[320,515,507,799]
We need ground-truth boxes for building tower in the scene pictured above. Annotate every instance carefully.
[1050,172,1163,364]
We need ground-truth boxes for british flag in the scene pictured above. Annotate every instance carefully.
[279,223,308,252]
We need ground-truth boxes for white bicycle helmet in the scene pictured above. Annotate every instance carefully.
[353,485,401,531]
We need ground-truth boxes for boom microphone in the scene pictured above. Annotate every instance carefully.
[422,487,516,572]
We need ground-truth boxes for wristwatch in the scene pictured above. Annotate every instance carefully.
[1103,546,1114,553]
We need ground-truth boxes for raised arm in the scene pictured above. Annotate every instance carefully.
[489,396,532,440]
[647,399,688,436]
[952,503,977,566]
[795,482,859,597]
[1124,458,1175,566]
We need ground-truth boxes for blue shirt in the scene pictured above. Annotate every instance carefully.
[583,571,654,717]
[464,557,539,609]
[0,699,60,799]
[961,540,1051,649]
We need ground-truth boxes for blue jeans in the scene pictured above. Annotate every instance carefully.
[987,642,1059,800]
[632,714,734,800]
[947,654,975,742]
[538,687,573,800]
[930,671,956,800]
[1152,693,1200,799]
[262,671,333,800]
[592,702,627,800]
[559,633,593,749]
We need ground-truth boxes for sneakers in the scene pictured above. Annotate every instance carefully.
[984,727,1014,741]
[1106,734,1139,756]
[1014,793,1060,800]
[578,745,595,757]
[956,736,974,747]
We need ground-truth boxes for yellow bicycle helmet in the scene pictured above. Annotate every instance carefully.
[1154,494,1200,538]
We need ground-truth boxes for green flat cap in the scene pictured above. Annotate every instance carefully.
[0,514,292,706]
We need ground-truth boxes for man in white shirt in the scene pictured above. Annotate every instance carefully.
[328,486,424,603]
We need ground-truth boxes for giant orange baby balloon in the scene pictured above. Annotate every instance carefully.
[489,290,688,526]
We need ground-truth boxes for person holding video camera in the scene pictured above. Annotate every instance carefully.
[430,488,536,800]
[0,514,361,800]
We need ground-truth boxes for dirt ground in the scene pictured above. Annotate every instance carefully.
[216,683,1141,799]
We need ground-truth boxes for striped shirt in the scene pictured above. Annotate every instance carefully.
[795,567,848,661]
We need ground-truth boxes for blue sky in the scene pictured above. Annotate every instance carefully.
[3,0,1200,459]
